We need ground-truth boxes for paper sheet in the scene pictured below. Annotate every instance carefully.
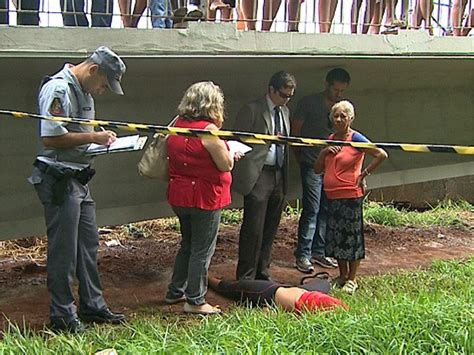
[227,140,252,157]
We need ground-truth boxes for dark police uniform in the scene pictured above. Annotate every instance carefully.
[28,64,107,321]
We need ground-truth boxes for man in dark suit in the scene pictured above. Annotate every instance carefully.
[232,71,297,281]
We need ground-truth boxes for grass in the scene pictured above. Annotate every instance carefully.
[364,199,473,227]
[1,258,472,353]
[220,199,473,228]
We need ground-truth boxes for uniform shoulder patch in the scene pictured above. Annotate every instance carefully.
[49,97,65,116]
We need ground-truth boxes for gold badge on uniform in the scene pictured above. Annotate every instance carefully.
[49,98,64,115]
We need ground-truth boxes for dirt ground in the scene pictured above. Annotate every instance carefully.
[0,214,473,332]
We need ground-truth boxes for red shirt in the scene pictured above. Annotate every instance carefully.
[167,118,232,210]
[295,291,348,312]
[323,131,365,200]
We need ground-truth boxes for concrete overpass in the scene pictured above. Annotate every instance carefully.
[0,24,473,240]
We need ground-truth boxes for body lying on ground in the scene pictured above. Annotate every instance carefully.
[208,276,348,312]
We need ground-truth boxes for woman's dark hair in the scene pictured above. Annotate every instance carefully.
[268,71,297,91]
[326,68,351,86]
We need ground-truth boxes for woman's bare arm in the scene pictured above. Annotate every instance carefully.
[202,124,234,172]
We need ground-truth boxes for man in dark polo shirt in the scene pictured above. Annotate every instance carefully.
[291,68,351,273]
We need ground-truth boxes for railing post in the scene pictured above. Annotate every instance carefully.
[200,0,208,20]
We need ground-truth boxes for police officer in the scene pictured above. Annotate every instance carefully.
[29,46,126,333]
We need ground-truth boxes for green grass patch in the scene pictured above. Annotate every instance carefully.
[220,209,243,225]
[364,199,472,227]
[1,258,472,353]
[123,200,472,232]
[220,202,300,225]
[220,200,473,228]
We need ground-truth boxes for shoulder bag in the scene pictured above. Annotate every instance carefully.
[137,116,178,180]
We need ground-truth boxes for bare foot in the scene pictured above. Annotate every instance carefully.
[210,0,230,11]
[183,303,221,314]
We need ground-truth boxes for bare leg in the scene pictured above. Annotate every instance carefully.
[118,0,132,27]
[130,0,147,27]
[452,0,467,36]
[368,0,384,34]
[347,260,361,281]
[328,0,338,29]
[220,6,233,21]
[411,0,422,28]
[337,259,349,281]
[319,0,332,32]
[362,0,375,33]
[351,0,363,33]
[236,0,247,29]
[262,0,282,31]
[461,8,474,35]
[241,0,257,29]
[383,0,398,26]
[208,7,217,20]
[419,0,433,33]
[288,0,302,31]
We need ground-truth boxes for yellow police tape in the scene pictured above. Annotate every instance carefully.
[3,110,474,155]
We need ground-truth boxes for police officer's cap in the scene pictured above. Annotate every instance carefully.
[90,46,126,95]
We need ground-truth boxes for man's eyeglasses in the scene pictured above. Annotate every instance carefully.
[277,90,294,99]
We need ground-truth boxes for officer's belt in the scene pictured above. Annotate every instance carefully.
[34,160,96,205]
[34,160,91,180]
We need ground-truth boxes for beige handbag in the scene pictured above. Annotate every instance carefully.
[137,116,178,180]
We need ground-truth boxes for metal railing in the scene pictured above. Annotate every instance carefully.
[0,0,472,35]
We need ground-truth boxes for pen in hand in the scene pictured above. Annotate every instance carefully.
[100,126,113,153]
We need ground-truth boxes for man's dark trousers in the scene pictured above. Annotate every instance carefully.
[236,167,285,280]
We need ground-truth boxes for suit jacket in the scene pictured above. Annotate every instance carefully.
[231,95,290,196]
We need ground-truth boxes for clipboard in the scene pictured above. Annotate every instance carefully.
[86,135,148,155]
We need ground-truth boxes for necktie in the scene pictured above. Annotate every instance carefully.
[274,107,284,168]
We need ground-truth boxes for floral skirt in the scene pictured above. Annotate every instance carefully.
[325,197,365,261]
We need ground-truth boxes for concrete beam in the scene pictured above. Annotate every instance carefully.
[0,24,473,58]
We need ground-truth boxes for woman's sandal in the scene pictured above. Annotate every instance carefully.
[392,19,407,29]
[381,26,398,35]
[331,276,346,289]
[183,303,221,315]
[342,280,358,295]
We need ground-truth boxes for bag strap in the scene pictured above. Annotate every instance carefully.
[300,271,330,285]
[153,116,179,139]
[168,115,179,127]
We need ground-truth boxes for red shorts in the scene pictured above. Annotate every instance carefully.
[295,291,348,312]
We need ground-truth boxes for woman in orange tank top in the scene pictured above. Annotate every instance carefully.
[314,100,387,295]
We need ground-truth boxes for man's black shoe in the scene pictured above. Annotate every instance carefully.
[79,308,126,324]
[49,317,87,334]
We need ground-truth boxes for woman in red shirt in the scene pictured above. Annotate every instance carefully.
[314,100,387,295]
[165,81,241,314]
